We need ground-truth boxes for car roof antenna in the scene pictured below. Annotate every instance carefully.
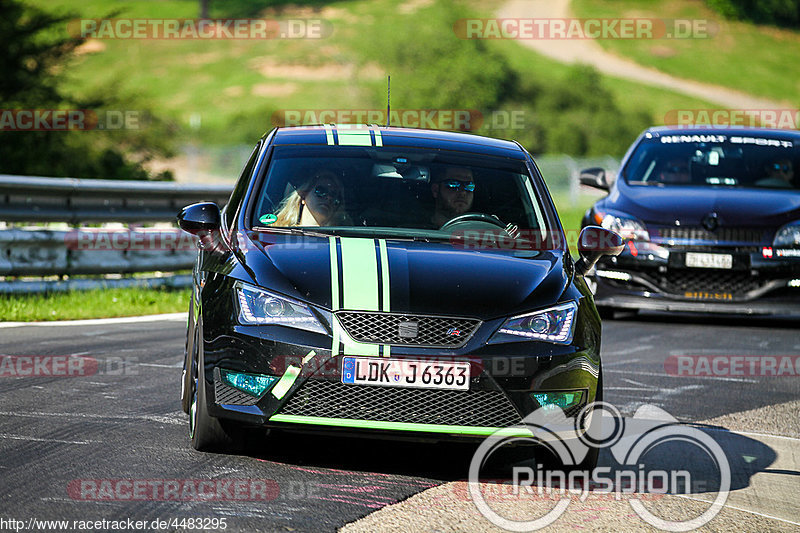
[386,75,391,127]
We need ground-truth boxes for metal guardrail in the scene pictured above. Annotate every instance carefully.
[0,175,233,293]
[0,174,231,223]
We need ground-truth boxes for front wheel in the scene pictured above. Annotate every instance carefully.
[189,319,240,453]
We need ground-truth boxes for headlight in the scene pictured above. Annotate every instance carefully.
[595,211,649,241]
[773,221,800,248]
[490,301,578,345]
[234,282,327,334]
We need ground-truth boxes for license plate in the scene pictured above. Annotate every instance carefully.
[341,357,470,391]
[685,252,732,269]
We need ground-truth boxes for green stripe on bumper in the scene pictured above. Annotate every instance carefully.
[269,414,535,437]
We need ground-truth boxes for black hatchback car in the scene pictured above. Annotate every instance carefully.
[178,125,622,453]
[581,126,800,317]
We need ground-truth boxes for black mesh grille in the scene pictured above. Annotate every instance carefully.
[563,402,586,419]
[279,379,522,428]
[214,377,260,406]
[662,270,762,294]
[336,311,481,347]
[656,227,763,243]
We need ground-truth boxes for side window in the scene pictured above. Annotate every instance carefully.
[223,143,260,228]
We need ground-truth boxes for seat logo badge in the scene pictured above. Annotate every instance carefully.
[398,321,419,338]
[702,212,719,231]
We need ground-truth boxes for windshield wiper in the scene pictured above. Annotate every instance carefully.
[251,226,334,239]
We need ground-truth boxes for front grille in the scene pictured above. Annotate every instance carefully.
[279,379,522,428]
[336,311,481,347]
[662,244,761,254]
[656,226,763,243]
[214,377,260,406]
[563,402,585,419]
[661,269,762,294]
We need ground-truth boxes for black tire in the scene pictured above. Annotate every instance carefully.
[180,295,196,414]
[189,319,238,453]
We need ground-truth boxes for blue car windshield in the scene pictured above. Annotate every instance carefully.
[624,133,800,190]
[250,145,550,238]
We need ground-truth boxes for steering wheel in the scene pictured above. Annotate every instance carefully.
[440,212,507,231]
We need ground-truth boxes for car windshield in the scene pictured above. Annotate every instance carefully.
[250,145,550,240]
[624,133,800,190]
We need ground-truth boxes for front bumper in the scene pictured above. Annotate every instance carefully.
[200,328,601,442]
[591,241,800,316]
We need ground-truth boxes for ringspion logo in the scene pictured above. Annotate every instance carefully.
[468,403,730,531]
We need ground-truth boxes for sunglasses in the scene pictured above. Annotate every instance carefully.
[771,163,792,173]
[441,179,476,192]
[313,185,341,204]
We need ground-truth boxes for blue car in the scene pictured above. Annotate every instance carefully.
[581,126,800,317]
[178,124,622,455]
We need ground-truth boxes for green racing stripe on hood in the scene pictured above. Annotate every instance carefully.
[329,237,392,357]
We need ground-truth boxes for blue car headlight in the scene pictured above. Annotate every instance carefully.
[234,281,327,334]
[596,210,649,242]
[490,301,578,345]
[773,220,800,248]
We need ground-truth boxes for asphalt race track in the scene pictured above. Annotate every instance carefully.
[0,312,798,531]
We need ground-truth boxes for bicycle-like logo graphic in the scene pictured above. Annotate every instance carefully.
[468,402,730,532]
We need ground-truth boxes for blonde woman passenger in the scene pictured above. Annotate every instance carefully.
[274,170,351,226]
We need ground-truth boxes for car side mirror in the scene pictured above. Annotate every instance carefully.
[579,167,609,191]
[178,202,221,234]
[575,226,624,276]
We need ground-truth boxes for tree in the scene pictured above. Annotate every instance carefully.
[0,0,175,179]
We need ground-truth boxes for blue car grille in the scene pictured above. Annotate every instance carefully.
[663,269,762,294]
[655,226,763,244]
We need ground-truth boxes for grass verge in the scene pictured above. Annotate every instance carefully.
[0,287,190,322]
[572,0,800,106]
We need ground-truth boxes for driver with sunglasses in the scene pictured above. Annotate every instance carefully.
[430,166,476,228]
[756,158,794,188]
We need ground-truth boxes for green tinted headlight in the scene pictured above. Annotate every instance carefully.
[220,369,278,398]
[532,391,584,412]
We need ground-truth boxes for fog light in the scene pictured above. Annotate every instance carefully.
[596,270,632,281]
[532,391,584,412]
[220,369,277,398]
